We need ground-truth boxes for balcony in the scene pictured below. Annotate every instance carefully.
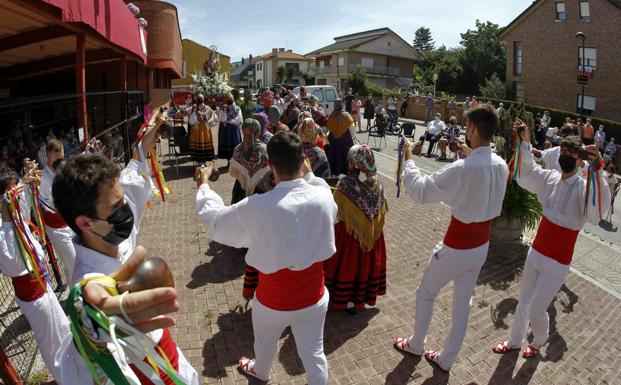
[310,64,400,77]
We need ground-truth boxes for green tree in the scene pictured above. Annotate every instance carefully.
[458,20,506,95]
[285,66,295,82]
[479,73,506,99]
[276,65,286,83]
[346,65,369,95]
[413,27,435,52]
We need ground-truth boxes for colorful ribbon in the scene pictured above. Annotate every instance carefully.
[67,276,188,385]
[507,128,522,181]
[137,124,171,204]
[395,136,407,198]
[3,190,49,290]
[584,161,604,220]
[29,184,47,246]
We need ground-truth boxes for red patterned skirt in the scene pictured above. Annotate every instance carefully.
[324,222,387,310]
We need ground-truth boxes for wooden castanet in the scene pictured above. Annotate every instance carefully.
[116,257,174,293]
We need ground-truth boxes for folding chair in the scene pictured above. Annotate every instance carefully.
[367,121,386,149]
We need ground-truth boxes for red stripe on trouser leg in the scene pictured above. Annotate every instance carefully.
[129,328,179,385]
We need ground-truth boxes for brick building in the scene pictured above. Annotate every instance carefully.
[501,0,621,121]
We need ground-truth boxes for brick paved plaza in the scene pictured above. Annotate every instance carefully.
[132,153,621,385]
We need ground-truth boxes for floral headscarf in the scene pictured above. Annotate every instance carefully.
[253,112,269,134]
[231,118,268,179]
[347,144,377,181]
[298,118,318,145]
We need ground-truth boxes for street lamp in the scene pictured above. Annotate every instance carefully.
[576,31,586,120]
[432,73,438,98]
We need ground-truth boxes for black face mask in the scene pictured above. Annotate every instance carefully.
[558,154,578,173]
[90,203,134,245]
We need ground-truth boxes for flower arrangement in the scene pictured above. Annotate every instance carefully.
[190,46,231,98]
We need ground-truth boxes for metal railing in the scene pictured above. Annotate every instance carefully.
[310,64,401,77]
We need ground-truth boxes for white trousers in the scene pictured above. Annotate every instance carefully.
[252,290,329,385]
[508,248,569,348]
[411,241,488,369]
[45,225,76,281]
[15,286,71,383]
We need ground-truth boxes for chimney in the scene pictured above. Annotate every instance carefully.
[241,57,245,65]
[279,48,285,52]
[287,49,292,53]
[249,54,253,61]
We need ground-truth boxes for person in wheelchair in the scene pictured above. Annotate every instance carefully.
[437,116,461,160]
[419,113,446,157]
[374,102,389,136]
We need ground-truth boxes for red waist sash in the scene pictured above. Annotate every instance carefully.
[42,208,67,229]
[130,328,180,385]
[443,216,492,250]
[532,217,579,265]
[256,262,325,311]
[12,274,46,302]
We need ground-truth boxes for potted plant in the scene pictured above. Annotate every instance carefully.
[490,105,543,242]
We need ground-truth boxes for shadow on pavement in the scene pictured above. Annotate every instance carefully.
[186,242,246,288]
[385,354,422,385]
[477,242,529,291]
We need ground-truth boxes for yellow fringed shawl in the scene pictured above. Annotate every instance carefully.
[333,189,388,252]
[327,112,355,139]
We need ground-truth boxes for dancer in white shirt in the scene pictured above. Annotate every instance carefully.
[0,162,69,383]
[39,139,76,281]
[394,105,508,371]
[51,121,198,385]
[493,129,610,358]
[196,131,337,385]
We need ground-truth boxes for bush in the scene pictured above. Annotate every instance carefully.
[479,73,506,100]
[236,99,256,119]
[346,65,369,96]
[495,180,543,231]
[367,83,387,97]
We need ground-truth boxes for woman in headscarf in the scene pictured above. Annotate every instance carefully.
[229,118,270,204]
[217,94,243,166]
[325,99,356,175]
[297,118,331,178]
[252,112,272,144]
[324,144,388,313]
[189,93,218,163]
[267,105,290,133]
[282,98,301,130]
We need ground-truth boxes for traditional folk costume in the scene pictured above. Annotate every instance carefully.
[55,159,199,385]
[196,171,337,385]
[540,146,589,177]
[229,119,270,205]
[0,185,70,383]
[395,145,508,370]
[324,145,387,310]
[217,103,243,161]
[493,142,610,357]
[40,164,76,280]
[252,112,273,144]
[325,103,356,175]
[298,118,331,178]
[188,103,218,163]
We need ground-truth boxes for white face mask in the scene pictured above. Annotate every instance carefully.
[435,117,440,122]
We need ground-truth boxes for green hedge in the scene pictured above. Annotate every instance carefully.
[479,97,621,142]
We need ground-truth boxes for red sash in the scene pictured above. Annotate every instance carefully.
[532,217,579,265]
[256,262,325,311]
[129,328,180,385]
[443,216,492,250]
[12,274,46,302]
[42,208,67,229]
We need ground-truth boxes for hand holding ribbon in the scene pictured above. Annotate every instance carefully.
[507,118,528,180]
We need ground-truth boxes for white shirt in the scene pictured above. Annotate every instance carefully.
[402,146,508,223]
[0,189,41,277]
[427,119,446,136]
[546,127,558,138]
[517,142,611,230]
[196,173,337,274]
[37,146,46,167]
[540,146,588,178]
[217,106,243,125]
[39,165,55,209]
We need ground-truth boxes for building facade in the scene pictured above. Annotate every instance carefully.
[230,56,255,90]
[501,0,621,121]
[171,39,231,90]
[252,49,311,88]
[307,28,422,90]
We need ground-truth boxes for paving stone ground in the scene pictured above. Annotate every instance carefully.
[136,151,621,385]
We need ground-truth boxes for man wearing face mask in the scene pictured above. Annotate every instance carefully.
[394,105,508,371]
[420,113,446,158]
[51,121,199,384]
[493,128,610,359]
[39,139,76,281]
[532,125,583,173]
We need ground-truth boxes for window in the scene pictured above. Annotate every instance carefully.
[325,88,337,102]
[361,58,374,68]
[555,2,566,21]
[580,2,590,21]
[513,82,525,102]
[285,63,300,73]
[513,42,522,76]
[181,61,187,79]
[338,56,345,66]
[577,95,596,114]
[579,47,597,70]
[312,89,325,102]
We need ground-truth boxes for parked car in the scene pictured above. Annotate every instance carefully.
[292,85,338,115]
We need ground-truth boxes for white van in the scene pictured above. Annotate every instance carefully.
[292,85,339,115]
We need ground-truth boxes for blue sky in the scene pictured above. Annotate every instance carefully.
[175,0,534,61]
